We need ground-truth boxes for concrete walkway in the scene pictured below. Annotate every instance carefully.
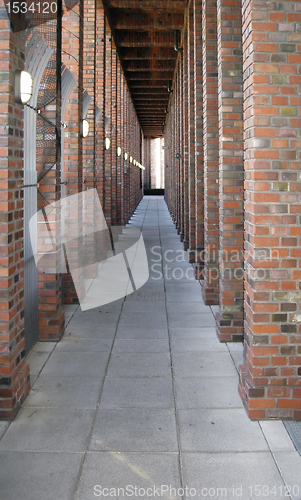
[0,196,300,500]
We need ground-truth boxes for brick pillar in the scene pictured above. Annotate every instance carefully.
[62,5,84,305]
[183,27,190,251]
[116,62,122,226]
[202,0,219,305]
[0,6,30,418]
[95,1,105,211]
[111,42,117,226]
[194,0,205,280]
[239,0,301,420]
[83,0,95,192]
[179,64,185,240]
[188,0,196,263]
[104,20,112,226]
[215,0,244,342]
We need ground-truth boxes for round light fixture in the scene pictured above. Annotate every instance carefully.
[124,152,128,161]
[117,146,122,157]
[15,70,33,104]
[82,119,89,138]
[105,137,111,150]
[130,156,133,163]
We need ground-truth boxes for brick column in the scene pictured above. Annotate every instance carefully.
[215,0,244,342]
[111,42,117,226]
[183,27,189,251]
[188,0,196,263]
[62,5,84,305]
[194,0,205,279]
[95,1,105,211]
[0,5,30,418]
[239,0,301,420]
[202,0,219,305]
[104,20,112,226]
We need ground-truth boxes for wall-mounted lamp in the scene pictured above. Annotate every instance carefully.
[81,119,89,138]
[105,137,111,150]
[15,70,33,104]
[117,146,122,157]
[124,152,128,161]
[167,80,173,94]
[129,156,133,163]
[133,159,137,166]
[174,30,183,53]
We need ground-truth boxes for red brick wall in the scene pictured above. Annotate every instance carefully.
[239,0,301,419]
[215,0,244,342]
[0,1,30,418]
[201,0,220,305]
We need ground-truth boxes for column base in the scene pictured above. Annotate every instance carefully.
[238,365,301,420]
[0,363,31,420]
[194,262,204,280]
[39,310,65,342]
[187,248,196,263]
[215,311,244,343]
[201,281,219,306]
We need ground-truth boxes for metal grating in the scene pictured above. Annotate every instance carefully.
[284,421,301,456]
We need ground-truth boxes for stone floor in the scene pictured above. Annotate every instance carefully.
[0,196,300,500]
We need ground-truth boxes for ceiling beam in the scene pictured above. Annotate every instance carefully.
[110,11,184,31]
[105,0,186,10]
[120,47,176,60]
[116,31,174,48]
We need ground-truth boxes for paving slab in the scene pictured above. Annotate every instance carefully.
[0,452,83,500]
[0,408,94,452]
[174,376,243,409]
[116,327,169,339]
[106,352,171,378]
[113,339,170,353]
[99,377,174,409]
[181,452,286,500]
[24,374,103,409]
[171,352,238,378]
[41,351,110,378]
[75,452,182,500]
[177,408,269,453]
[89,409,178,452]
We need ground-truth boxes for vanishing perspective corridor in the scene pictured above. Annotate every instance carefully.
[0,197,300,500]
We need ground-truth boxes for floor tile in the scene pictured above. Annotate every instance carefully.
[116,327,169,339]
[24,374,103,409]
[118,311,167,329]
[113,339,169,353]
[89,409,178,452]
[174,377,242,409]
[259,421,296,452]
[181,452,286,500]
[168,327,217,339]
[177,408,269,452]
[168,312,215,328]
[171,352,238,378]
[75,452,182,500]
[99,377,174,409]
[0,452,83,500]
[273,451,301,500]
[56,338,113,352]
[41,351,110,378]
[0,408,94,452]
[170,338,227,352]
[106,353,171,378]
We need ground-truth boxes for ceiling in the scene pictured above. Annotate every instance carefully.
[104,0,187,138]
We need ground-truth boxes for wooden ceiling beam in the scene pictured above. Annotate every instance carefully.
[116,31,174,48]
[120,47,176,60]
[105,0,186,10]
[110,11,184,31]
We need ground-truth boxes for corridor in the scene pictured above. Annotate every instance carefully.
[0,197,300,500]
